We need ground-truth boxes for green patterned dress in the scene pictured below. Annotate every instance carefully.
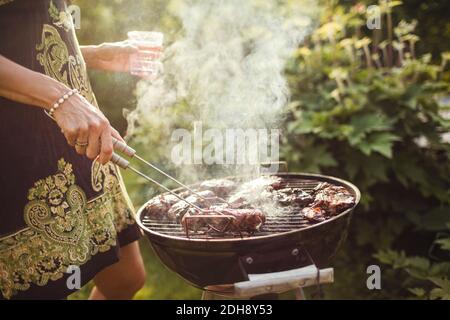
[0,0,141,299]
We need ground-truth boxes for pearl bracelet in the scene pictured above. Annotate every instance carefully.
[48,88,79,117]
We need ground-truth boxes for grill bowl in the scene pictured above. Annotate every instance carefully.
[136,173,360,289]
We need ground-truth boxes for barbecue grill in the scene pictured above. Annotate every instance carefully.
[135,173,360,293]
[110,140,360,298]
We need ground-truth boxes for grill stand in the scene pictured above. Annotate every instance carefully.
[201,265,333,300]
[201,247,332,300]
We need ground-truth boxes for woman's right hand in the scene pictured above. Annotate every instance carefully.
[53,93,119,164]
[0,56,123,164]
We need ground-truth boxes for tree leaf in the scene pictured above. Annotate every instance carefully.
[351,113,393,135]
[298,144,338,172]
[371,132,400,158]
[408,287,426,298]
[406,208,450,231]
[436,237,450,251]
[430,288,450,300]
[428,277,450,296]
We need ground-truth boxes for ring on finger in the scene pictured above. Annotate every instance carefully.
[75,140,89,147]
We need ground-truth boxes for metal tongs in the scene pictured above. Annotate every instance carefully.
[110,138,236,235]
[49,111,232,228]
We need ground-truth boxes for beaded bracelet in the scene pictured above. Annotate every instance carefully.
[48,88,79,117]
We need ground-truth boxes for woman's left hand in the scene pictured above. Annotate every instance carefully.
[81,42,139,73]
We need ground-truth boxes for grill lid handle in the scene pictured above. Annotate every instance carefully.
[259,161,288,174]
[234,266,333,297]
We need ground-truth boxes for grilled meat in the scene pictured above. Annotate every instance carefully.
[302,207,327,222]
[199,179,236,199]
[145,177,355,235]
[229,177,312,209]
[313,182,355,214]
[272,188,313,207]
[168,190,219,221]
[228,176,283,208]
[302,182,355,222]
[219,208,266,233]
[143,194,180,220]
[182,208,266,234]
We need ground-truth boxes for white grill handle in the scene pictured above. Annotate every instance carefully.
[233,265,333,297]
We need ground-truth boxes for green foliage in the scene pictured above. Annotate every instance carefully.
[284,1,450,299]
[375,244,450,300]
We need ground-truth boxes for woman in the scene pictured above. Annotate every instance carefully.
[0,0,146,299]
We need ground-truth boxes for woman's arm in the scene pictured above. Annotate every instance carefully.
[0,55,119,164]
[0,55,68,109]
[80,42,138,72]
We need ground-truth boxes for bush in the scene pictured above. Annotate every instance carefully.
[283,1,450,299]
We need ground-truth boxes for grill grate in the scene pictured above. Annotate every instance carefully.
[141,177,324,239]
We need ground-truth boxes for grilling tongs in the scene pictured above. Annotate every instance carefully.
[110,138,237,233]
[110,137,209,206]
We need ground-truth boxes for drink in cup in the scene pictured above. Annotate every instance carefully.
[127,31,164,80]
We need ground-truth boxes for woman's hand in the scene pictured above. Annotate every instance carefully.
[81,42,139,73]
[53,93,122,164]
[0,55,123,165]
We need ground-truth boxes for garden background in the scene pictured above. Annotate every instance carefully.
[70,0,450,300]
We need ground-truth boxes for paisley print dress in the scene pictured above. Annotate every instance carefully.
[0,0,141,299]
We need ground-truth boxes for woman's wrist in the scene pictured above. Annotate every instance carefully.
[47,88,79,117]
[80,45,99,69]
[34,73,72,110]
[0,55,72,110]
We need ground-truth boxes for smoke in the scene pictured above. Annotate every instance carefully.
[126,0,318,181]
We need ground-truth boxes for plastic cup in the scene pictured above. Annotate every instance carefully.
[127,31,164,80]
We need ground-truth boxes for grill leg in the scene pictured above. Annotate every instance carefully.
[202,288,305,300]
[295,288,306,300]
[201,290,216,300]
[250,293,279,300]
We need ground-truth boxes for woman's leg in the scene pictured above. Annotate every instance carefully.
[89,241,146,300]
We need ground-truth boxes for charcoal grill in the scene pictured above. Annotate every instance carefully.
[108,141,360,296]
[135,173,360,291]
